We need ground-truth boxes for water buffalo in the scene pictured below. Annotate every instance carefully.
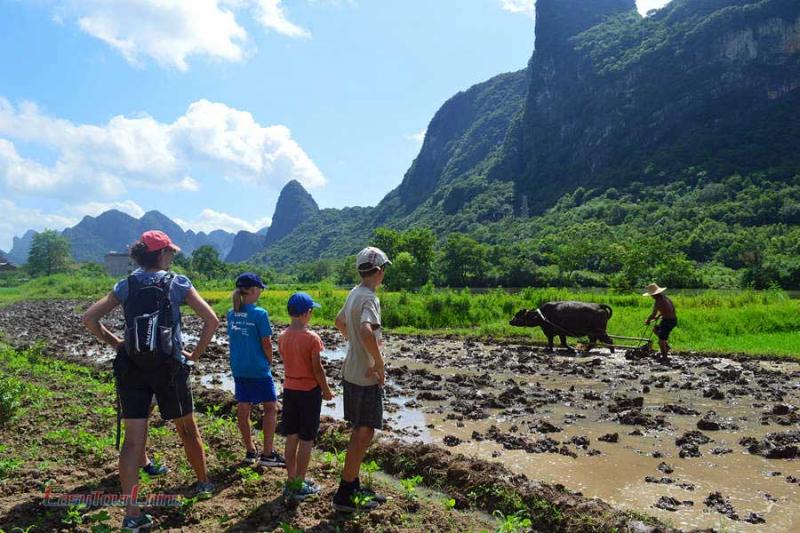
[510,301,614,352]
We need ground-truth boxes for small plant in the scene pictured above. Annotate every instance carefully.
[280,522,303,533]
[61,503,87,526]
[88,509,112,533]
[443,497,456,510]
[7,526,37,533]
[493,510,532,533]
[322,448,346,468]
[237,466,261,485]
[351,492,374,511]
[0,375,24,426]
[285,477,304,492]
[0,457,21,480]
[215,447,236,464]
[360,460,380,488]
[204,415,228,438]
[400,475,423,499]
[179,495,199,517]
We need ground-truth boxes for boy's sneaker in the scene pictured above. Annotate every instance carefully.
[298,480,321,498]
[259,451,286,468]
[285,480,320,502]
[194,481,215,500]
[332,488,379,513]
[244,450,259,465]
[355,478,387,504]
[121,513,153,532]
[141,462,168,476]
[358,485,387,504]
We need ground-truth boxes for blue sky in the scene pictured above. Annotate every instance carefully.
[0,0,670,250]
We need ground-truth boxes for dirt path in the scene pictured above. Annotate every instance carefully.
[3,300,799,532]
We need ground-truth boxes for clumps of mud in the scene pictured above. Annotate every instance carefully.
[470,425,583,458]
[696,410,739,431]
[314,421,675,533]
[654,496,693,512]
[703,492,739,520]
[739,430,800,459]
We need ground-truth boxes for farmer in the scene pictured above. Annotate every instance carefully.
[643,283,677,360]
[332,247,391,512]
[278,292,334,501]
[227,272,285,468]
[83,230,218,532]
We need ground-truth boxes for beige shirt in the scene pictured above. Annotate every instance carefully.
[337,284,382,386]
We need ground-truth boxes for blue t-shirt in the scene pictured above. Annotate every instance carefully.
[227,304,273,379]
[113,269,193,357]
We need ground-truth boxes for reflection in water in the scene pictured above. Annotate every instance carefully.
[198,348,432,442]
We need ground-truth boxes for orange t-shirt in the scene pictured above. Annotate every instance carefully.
[279,328,325,391]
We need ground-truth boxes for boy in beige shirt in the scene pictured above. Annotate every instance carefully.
[332,247,391,512]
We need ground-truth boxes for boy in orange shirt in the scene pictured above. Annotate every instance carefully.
[279,292,334,501]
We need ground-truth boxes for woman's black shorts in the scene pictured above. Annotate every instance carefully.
[281,386,322,441]
[114,352,193,421]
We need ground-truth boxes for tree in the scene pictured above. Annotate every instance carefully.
[372,227,436,288]
[384,252,418,290]
[435,234,488,287]
[372,228,403,260]
[402,228,436,285]
[27,230,71,276]
[191,245,224,279]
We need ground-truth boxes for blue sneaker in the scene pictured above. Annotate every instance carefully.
[121,513,153,532]
[194,481,215,500]
[299,480,321,497]
[287,480,320,502]
[141,462,168,476]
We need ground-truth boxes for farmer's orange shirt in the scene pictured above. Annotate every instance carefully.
[278,328,325,391]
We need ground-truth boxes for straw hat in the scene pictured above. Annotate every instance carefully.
[642,283,667,297]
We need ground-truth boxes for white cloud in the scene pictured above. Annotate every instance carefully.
[406,128,426,146]
[0,199,78,251]
[637,0,671,15]
[500,1,672,19]
[53,0,311,71]
[0,97,326,200]
[252,0,311,39]
[69,200,146,219]
[67,0,248,71]
[176,209,271,234]
[499,0,534,19]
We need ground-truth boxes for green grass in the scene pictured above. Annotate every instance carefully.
[1,275,798,358]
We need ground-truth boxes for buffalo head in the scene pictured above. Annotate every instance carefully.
[509,308,543,327]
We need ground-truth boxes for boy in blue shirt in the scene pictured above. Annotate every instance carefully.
[227,273,285,467]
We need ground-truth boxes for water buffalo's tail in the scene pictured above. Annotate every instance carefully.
[600,304,613,319]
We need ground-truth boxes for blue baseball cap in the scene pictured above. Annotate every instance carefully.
[235,272,266,289]
[287,292,321,316]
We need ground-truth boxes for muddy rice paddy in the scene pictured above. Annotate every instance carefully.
[1,300,799,532]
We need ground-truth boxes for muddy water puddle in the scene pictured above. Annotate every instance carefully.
[3,301,799,532]
[197,340,800,532]
[380,343,800,533]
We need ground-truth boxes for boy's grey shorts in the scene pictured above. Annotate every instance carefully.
[342,379,383,430]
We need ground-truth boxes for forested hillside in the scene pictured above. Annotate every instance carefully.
[252,0,800,288]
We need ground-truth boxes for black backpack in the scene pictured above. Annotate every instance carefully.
[122,272,178,368]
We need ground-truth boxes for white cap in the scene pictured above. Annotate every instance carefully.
[356,246,392,272]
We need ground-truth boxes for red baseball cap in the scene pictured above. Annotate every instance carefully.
[140,230,180,253]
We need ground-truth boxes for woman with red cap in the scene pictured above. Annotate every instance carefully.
[83,230,219,531]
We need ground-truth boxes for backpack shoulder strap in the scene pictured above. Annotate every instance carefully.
[124,275,140,306]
